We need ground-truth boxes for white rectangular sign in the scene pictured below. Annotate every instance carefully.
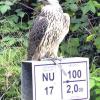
[31,57,89,100]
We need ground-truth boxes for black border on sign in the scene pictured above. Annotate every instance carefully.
[34,61,89,100]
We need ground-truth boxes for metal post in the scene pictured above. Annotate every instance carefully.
[21,62,33,100]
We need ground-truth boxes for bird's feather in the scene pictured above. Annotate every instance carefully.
[27,16,48,60]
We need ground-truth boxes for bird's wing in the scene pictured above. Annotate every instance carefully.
[27,16,48,60]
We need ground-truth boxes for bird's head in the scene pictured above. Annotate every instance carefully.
[37,0,59,5]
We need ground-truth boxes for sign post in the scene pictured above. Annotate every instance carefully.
[22,57,90,100]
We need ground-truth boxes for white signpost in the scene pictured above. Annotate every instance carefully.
[22,57,90,100]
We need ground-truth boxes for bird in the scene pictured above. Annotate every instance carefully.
[27,0,70,60]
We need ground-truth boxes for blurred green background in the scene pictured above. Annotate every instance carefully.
[0,0,100,99]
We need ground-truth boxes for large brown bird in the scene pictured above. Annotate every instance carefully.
[27,0,70,60]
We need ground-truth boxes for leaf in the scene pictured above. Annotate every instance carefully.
[70,23,81,32]
[97,13,100,16]
[5,1,13,6]
[96,96,100,100]
[90,77,100,88]
[0,67,5,74]
[94,37,100,50]
[81,0,96,14]
[93,1,100,8]
[90,78,95,89]
[7,15,19,23]
[8,38,16,46]
[0,5,11,14]
[90,63,96,73]
[95,89,100,95]
[86,34,95,42]
[91,68,100,77]
[60,38,80,56]
[16,9,25,18]
[88,0,96,13]
[18,22,28,30]
[2,36,16,46]
[17,11,25,18]
[81,6,89,15]
[66,0,77,4]
[94,77,100,87]
[0,1,5,5]
[69,4,78,12]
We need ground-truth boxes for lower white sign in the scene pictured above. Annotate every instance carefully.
[32,57,90,100]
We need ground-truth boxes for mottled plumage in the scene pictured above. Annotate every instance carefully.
[27,0,70,60]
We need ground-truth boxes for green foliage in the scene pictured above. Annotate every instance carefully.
[90,68,100,100]
[86,34,95,42]
[81,0,96,14]
[59,38,80,57]
[94,37,100,50]
[0,1,13,14]
[0,0,32,34]
[0,35,27,99]
[0,0,28,99]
